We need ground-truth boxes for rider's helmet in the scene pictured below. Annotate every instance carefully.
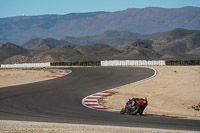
[128,98,132,102]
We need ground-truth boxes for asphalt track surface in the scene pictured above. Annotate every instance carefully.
[0,67,200,131]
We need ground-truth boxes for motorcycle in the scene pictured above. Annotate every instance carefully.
[120,98,148,115]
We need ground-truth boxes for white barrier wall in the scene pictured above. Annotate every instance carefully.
[0,62,51,68]
[101,60,166,66]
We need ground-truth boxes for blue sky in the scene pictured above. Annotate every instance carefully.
[1,0,200,18]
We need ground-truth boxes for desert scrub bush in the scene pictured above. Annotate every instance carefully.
[192,103,200,111]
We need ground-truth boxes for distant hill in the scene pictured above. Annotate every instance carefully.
[112,48,161,60]
[3,44,123,63]
[22,30,149,49]
[115,28,200,58]
[114,39,153,52]
[0,42,27,63]
[22,38,73,49]
[1,28,200,63]
[3,55,31,64]
[63,30,149,46]
[74,44,121,60]
[31,45,85,62]
[161,53,200,60]
[1,7,200,45]
[151,28,200,54]
[33,44,54,51]
[188,47,200,54]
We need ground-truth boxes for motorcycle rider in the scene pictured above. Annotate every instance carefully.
[125,98,132,113]
[125,98,136,113]
[121,97,148,115]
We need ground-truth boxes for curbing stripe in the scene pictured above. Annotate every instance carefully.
[55,70,72,78]
[86,97,100,99]
[84,100,97,103]
[95,107,108,110]
[81,67,157,113]
[85,104,99,106]
[93,94,104,96]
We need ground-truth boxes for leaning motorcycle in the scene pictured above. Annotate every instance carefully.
[120,98,148,115]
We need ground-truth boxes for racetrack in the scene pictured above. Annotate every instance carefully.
[0,67,199,131]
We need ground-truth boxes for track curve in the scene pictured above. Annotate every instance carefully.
[0,67,199,131]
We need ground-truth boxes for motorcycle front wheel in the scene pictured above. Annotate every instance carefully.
[120,108,125,114]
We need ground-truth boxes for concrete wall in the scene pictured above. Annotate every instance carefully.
[0,62,51,68]
[101,60,166,66]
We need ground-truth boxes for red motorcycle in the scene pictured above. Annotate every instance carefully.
[120,97,148,115]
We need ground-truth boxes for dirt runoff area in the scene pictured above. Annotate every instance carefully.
[0,120,199,133]
[0,68,62,88]
[100,66,200,119]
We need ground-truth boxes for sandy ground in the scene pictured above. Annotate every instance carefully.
[100,66,200,119]
[0,68,62,88]
[0,120,199,133]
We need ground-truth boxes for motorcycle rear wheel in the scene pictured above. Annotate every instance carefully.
[140,108,144,115]
[131,106,140,115]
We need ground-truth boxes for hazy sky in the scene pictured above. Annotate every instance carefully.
[1,0,200,18]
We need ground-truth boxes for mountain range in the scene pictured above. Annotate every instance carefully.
[115,28,200,55]
[22,30,150,49]
[1,28,200,64]
[1,6,200,45]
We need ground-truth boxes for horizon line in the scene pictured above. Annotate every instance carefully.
[1,6,199,19]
